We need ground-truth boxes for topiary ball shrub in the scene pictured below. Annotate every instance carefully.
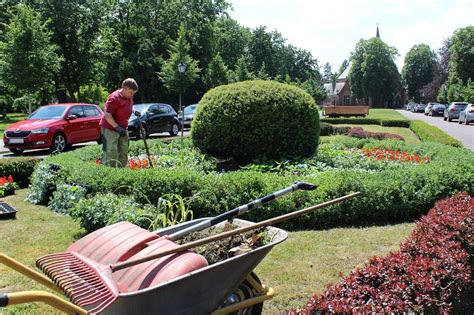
[192,80,320,162]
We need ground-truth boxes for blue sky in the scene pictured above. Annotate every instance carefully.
[228,0,473,72]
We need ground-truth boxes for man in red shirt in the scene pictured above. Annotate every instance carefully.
[100,78,138,167]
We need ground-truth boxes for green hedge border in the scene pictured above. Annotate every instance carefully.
[0,157,39,188]
[28,138,474,231]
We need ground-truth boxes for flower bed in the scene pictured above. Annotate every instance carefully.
[348,126,404,141]
[361,148,429,164]
[287,192,473,314]
[0,175,19,197]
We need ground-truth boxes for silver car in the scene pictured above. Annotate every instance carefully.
[444,102,469,121]
[458,104,474,125]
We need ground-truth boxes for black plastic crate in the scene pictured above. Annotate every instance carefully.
[0,202,17,219]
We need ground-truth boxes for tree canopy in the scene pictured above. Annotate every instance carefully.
[402,44,437,102]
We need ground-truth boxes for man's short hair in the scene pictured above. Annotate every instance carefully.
[122,78,138,91]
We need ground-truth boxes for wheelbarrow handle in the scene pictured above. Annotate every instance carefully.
[113,191,361,272]
[168,180,317,241]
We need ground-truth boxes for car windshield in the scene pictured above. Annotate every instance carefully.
[454,104,468,109]
[28,106,67,120]
[433,105,445,109]
[184,105,198,114]
[130,104,149,119]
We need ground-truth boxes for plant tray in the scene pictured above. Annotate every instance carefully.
[0,202,17,219]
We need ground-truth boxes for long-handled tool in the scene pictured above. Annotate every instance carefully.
[167,180,317,241]
[36,191,361,314]
[133,110,153,168]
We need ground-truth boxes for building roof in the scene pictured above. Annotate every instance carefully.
[323,83,334,95]
[337,66,350,81]
[334,82,346,94]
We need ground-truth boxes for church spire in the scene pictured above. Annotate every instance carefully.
[376,23,380,38]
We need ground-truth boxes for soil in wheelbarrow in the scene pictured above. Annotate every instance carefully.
[177,223,270,265]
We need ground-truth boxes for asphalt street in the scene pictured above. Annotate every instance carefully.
[396,110,474,151]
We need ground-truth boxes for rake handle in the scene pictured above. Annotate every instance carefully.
[112,191,362,272]
[168,180,317,241]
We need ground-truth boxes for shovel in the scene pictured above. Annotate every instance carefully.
[133,110,153,168]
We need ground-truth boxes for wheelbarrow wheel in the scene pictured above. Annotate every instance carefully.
[222,272,264,315]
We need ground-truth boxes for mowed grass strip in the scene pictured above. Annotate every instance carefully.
[1,190,414,314]
[0,189,84,314]
[257,223,414,313]
[338,124,421,145]
[366,109,408,121]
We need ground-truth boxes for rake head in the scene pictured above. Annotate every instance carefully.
[36,252,118,314]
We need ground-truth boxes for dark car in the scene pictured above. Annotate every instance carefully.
[443,102,469,121]
[414,103,427,113]
[428,104,446,116]
[3,103,103,154]
[178,104,198,129]
[128,103,179,139]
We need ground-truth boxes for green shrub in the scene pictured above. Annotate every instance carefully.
[409,120,462,147]
[192,80,320,161]
[49,183,87,214]
[321,118,381,125]
[25,163,62,204]
[28,136,474,231]
[0,157,39,188]
[71,193,153,232]
[380,120,410,128]
[320,122,334,136]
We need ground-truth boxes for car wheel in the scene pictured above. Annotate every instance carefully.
[443,116,447,121]
[465,119,470,125]
[51,133,67,153]
[137,125,148,139]
[169,122,179,136]
[447,117,452,122]
[9,148,24,155]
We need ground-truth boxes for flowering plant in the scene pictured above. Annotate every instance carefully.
[362,148,430,164]
[0,175,19,197]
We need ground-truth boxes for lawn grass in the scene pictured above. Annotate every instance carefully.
[0,189,84,314]
[337,124,421,145]
[0,190,414,314]
[257,223,414,313]
[0,113,27,133]
[366,109,408,121]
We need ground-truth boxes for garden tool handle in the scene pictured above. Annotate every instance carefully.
[134,110,154,168]
[112,191,361,272]
[168,180,317,241]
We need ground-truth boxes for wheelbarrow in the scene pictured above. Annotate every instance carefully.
[0,189,360,314]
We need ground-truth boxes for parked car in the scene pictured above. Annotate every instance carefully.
[424,103,434,115]
[3,104,103,155]
[406,102,417,111]
[178,104,198,129]
[458,103,474,125]
[443,102,469,121]
[414,103,427,113]
[409,103,418,112]
[428,103,446,116]
[127,103,179,139]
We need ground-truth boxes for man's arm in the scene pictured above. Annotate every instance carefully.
[104,112,119,128]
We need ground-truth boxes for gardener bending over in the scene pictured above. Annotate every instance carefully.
[100,78,138,167]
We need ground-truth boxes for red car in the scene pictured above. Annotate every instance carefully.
[3,103,103,154]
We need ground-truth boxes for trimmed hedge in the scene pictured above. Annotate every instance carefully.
[0,157,39,188]
[288,192,473,314]
[409,120,463,147]
[192,80,320,161]
[28,137,474,231]
[321,118,410,128]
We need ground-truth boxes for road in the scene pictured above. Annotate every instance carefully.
[396,110,474,151]
[0,131,190,159]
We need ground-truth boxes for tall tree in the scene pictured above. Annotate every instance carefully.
[0,4,61,113]
[402,44,437,102]
[449,26,474,85]
[40,0,103,101]
[203,52,229,88]
[158,25,200,109]
[348,38,399,107]
[322,62,333,83]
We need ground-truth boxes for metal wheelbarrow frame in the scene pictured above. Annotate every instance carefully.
[0,218,287,314]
